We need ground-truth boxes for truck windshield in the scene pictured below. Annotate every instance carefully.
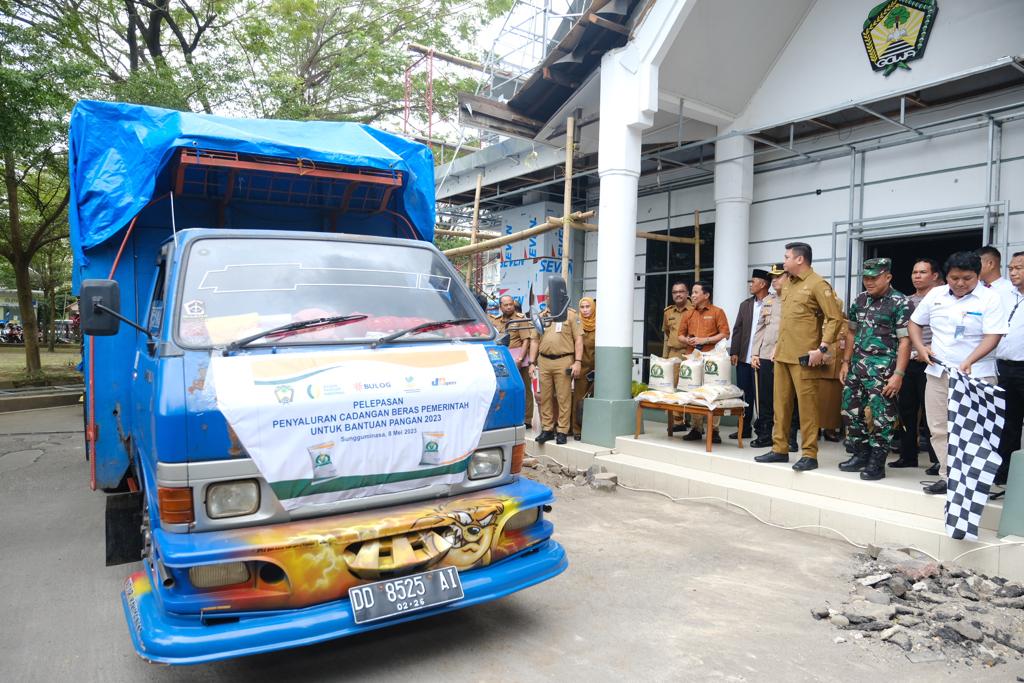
[175,237,491,349]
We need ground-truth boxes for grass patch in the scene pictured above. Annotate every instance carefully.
[0,345,83,386]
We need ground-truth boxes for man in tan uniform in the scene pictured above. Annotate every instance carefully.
[662,281,694,427]
[530,305,584,445]
[492,295,534,430]
[754,242,843,471]
[662,281,695,358]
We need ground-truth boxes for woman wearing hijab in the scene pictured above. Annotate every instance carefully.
[572,297,597,440]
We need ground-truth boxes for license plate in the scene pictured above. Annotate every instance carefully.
[349,566,464,625]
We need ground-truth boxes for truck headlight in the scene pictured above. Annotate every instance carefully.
[468,449,504,480]
[206,479,260,519]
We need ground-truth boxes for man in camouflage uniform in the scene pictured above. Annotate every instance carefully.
[838,258,911,481]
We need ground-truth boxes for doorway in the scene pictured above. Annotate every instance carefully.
[863,229,983,295]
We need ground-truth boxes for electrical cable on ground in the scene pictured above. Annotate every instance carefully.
[531,452,1024,565]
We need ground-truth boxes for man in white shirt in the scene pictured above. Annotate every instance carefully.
[977,245,1015,295]
[995,251,1024,486]
[909,251,1009,495]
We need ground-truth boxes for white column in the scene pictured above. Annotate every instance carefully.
[593,47,652,400]
[713,134,754,324]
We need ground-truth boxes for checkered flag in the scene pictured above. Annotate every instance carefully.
[940,362,1006,540]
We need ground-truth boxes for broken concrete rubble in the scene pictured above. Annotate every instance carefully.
[814,545,1024,668]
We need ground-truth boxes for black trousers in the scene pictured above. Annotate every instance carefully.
[897,360,936,463]
[736,361,755,436]
[997,359,1024,484]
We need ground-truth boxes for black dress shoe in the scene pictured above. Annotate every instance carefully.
[682,429,704,441]
[923,479,947,495]
[754,452,789,463]
[925,463,940,476]
[524,422,532,430]
[823,430,842,443]
[750,437,773,448]
[712,431,722,444]
[573,433,582,441]
[888,457,919,468]
[555,433,567,445]
[535,430,554,444]
[728,431,753,440]
[792,457,818,471]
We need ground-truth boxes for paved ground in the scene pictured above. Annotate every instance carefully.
[1,405,1020,681]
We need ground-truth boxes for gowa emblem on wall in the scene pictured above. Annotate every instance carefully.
[862,0,938,76]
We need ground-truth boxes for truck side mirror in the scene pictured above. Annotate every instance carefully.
[547,276,568,322]
[81,279,122,336]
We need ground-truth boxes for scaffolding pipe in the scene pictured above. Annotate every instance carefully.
[434,227,501,239]
[443,210,595,257]
[562,116,575,292]
[694,210,701,280]
[467,173,483,285]
[984,118,995,245]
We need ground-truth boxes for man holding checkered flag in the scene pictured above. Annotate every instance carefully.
[908,251,1009,500]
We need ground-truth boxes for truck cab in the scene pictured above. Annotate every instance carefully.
[70,101,566,664]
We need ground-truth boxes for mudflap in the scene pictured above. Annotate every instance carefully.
[106,491,143,566]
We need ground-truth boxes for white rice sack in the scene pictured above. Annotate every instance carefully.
[677,353,703,390]
[635,390,686,405]
[684,397,748,411]
[689,384,744,402]
[701,341,731,386]
[648,354,679,390]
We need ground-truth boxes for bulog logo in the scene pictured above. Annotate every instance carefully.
[862,0,937,76]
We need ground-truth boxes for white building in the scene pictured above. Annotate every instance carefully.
[440,0,1024,447]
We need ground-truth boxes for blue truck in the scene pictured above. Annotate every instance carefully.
[70,100,566,665]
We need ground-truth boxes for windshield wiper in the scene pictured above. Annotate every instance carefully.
[224,314,368,354]
[370,318,475,349]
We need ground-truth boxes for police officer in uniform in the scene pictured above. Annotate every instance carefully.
[492,295,534,430]
[837,258,911,480]
[530,305,584,445]
[755,242,843,471]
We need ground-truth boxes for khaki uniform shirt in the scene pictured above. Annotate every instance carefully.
[536,309,583,357]
[752,291,780,359]
[491,313,531,350]
[775,268,844,364]
[662,301,695,357]
[580,326,595,369]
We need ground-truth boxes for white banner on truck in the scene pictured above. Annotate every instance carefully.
[210,346,497,510]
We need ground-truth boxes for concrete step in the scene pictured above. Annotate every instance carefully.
[525,437,612,472]
[595,451,1024,582]
[614,432,1005,533]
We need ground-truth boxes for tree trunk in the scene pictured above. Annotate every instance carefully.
[47,287,57,352]
[12,258,42,375]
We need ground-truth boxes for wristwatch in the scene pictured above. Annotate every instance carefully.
[818,344,829,354]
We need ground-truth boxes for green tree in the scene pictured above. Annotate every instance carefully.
[32,238,73,351]
[884,5,910,30]
[7,0,241,112]
[232,0,509,124]
[0,17,84,374]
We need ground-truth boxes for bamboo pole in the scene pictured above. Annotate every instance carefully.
[694,209,701,279]
[561,116,575,292]
[467,173,483,285]
[434,227,501,239]
[553,217,697,245]
[444,210,595,258]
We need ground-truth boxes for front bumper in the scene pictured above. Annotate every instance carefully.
[122,538,567,665]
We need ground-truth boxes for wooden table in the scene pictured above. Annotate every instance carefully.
[635,400,745,453]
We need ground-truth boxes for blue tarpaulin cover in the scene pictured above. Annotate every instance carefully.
[69,100,435,273]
